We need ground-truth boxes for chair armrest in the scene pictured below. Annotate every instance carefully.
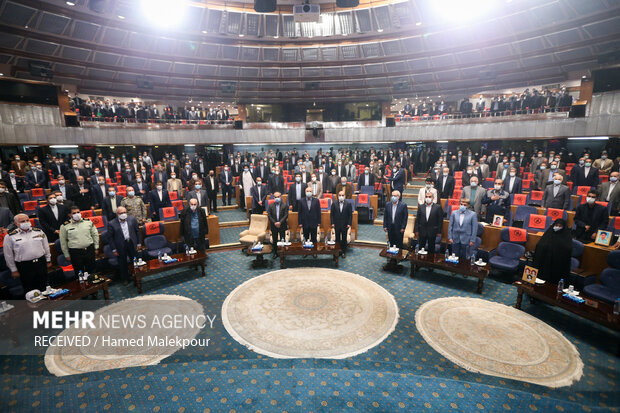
[257,231,267,242]
[239,230,249,237]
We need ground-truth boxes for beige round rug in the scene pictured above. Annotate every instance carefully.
[415,297,583,388]
[222,268,399,358]
[45,295,204,376]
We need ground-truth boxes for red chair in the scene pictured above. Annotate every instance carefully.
[454,171,463,179]
[159,207,178,222]
[169,191,178,200]
[22,200,38,216]
[172,200,184,211]
[527,191,544,206]
[525,214,552,232]
[319,198,332,211]
[30,188,45,201]
[451,189,462,200]
[522,180,532,190]
[546,208,567,222]
[512,194,527,206]
[80,209,94,218]
[88,215,108,233]
[575,186,590,196]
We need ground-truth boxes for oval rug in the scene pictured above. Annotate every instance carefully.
[45,294,204,376]
[221,268,399,358]
[415,297,583,387]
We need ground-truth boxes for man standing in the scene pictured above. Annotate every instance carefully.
[308,173,323,199]
[121,188,148,224]
[383,190,408,249]
[503,167,523,194]
[448,199,478,261]
[574,190,609,242]
[331,190,352,257]
[288,173,307,212]
[25,162,46,189]
[186,179,208,209]
[205,170,219,212]
[219,165,234,206]
[268,192,288,256]
[179,198,209,253]
[0,181,20,215]
[71,176,93,211]
[107,206,141,285]
[336,177,353,199]
[388,163,406,196]
[148,181,172,221]
[267,168,284,195]
[415,191,444,253]
[482,178,510,223]
[573,158,599,187]
[461,176,485,219]
[435,167,455,199]
[3,214,51,296]
[598,171,619,210]
[542,174,571,210]
[59,206,99,275]
[38,193,68,242]
[298,187,321,243]
[250,177,268,215]
[102,187,124,221]
[358,166,375,189]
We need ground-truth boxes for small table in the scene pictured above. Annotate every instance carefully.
[131,251,207,294]
[246,244,273,268]
[410,253,489,294]
[514,280,620,353]
[58,277,112,300]
[379,248,409,273]
[278,242,341,268]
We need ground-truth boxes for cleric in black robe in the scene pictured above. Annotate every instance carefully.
[533,219,572,284]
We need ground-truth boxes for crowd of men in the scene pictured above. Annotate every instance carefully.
[401,87,574,118]
[1,144,619,297]
[70,96,232,123]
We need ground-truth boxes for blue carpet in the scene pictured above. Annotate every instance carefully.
[2,248,619,412]
[357,224,388,243]
[218,226,248,245]
[213,208,248,223]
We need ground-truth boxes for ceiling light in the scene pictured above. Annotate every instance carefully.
[0,73,3,76]
[416,22,422,26]
[377,28,383,32]
[567,137,609,140]
[24,25,28,28]
[141,0,186,28]
[437,140,448,143]
[202,30,207,34]
[432,0,498,22]
[66,1,75,5]
[118,15,125,19]
[239,34,244,37]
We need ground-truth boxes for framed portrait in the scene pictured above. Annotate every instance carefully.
[521,265,538,284]
[595,230,612,247]
[492,215,504,227]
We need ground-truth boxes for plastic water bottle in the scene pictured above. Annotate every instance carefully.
[157,251,162,262]
[78,270,84,284]
[133,256,138,267]
[445,249,449,261]
[414,244,419,255]
[470,255,476,266]
[614,299,620,316]
[185,245,190,255]
[557,278,564,293]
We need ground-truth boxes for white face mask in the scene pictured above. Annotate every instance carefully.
[19,222,31,231]
[331,171,336,175]
[338,196,345,202]
[311,177,316,182]
[119,213,128,220]
[128,191,135,197]
[425,197,433,204]
[306,192,312,198]
[0,188,4,193]
[586,197,595,204]
[190,205,197,211]
[470,182,478,187]
[509,172,516,177]
[295,177,301,182]
[72,212,81,221]
[48,198,57,205]
[156,186,162,190]
[494,185,502,190]
[553,226,562,232]
[136,179,142,183]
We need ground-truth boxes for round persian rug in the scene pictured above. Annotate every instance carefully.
[221,268,399,358]
[45,295,204,376]
[415,297,583,388]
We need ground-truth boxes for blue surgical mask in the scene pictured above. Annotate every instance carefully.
[459,205,466,212]
[391,196,399,203]
[611,177,618,183]
[109,191,116,196]
[195,184,202,190]
[585,162,592,167]
[553,179,561,185]
[275,197,281,204]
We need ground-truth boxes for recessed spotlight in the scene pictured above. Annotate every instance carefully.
[239,34,244,37]
[24,25,28,28]
[416,22,422,26]
[377,28,383,32]
[118,15,125,19]
[66,1,75,5]
[202,30,207,34]
[274,35,279,39]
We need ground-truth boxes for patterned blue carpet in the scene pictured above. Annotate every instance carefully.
[212,208,248,223]
[2,248,619,412]
[219,226,248,244]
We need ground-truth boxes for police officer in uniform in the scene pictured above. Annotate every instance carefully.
[59,206,99,275]
[3,213,51,296]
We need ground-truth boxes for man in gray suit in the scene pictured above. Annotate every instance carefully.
[0,206,13,230]
[598,171,619,213]
[542,174,571,210]
[460,176,485,219]
[448,198,478,261]
[185,179,209,209]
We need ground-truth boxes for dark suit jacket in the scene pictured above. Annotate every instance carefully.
[573,167,600,187]
[219,170,234,187]
[185,189,208,206]
[415,203,443,237]
[250,184,268,208]
[50,163,66,178]
[91,183,110,207]
[148,189,172,216]
[267,201,288,230]
[25,169,46,189]
[330,201,352,229]
[67,168,84,184]
[298,197,321,229]
[204,175,219,195]
[435,175,455,199]
[388,169,406,192]
[254,165,271,181]
[574,203,609,232]
[102,195,124,221]
[267,174,285,194]
[503,176,523,194]
[357,173,375,189]
[108,216,141,252]
[288,182,307,212]
[3,177,24,193]
[70,183,93,210]
[152,171,168,188]
[37,204,69,241]
[383,202,408,232]
[179,206,209,241]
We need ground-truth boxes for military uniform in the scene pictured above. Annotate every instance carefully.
[3,227,51,296]
[59,217,99,275]
[121,196,148,224]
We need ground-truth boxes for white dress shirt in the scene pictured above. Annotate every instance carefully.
[120,219,130,240]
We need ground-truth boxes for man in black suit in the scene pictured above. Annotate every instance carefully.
[254,160,270,181]
[71,176,93,210]
[185,179,208,209]
[415,191,443,253]
[204,170,219,212]
[91,175,110,208]
[120,167,135,186]
[330,190,353,257]
[574,190,609,242]
[131,173,149,200]
[179,198,209,253]
[357,166,375,189]
[148,181,172,221]
[503,167,523,194]
[4,170,24,194]
[298,187,321,243]
[288,173,307,212]
[383,190,409,249]
[67,161,83,184]
[107,206,141,285]
[219,166,234,206]
[268,168,285,195]
[37,193,69,242]
[435,167,455,199]
[51,159,66,178]
[268,192,288,257]
[250,178,268,215]
[25,162,47,190]
[572,158,600,188]
[102,187,124,221]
